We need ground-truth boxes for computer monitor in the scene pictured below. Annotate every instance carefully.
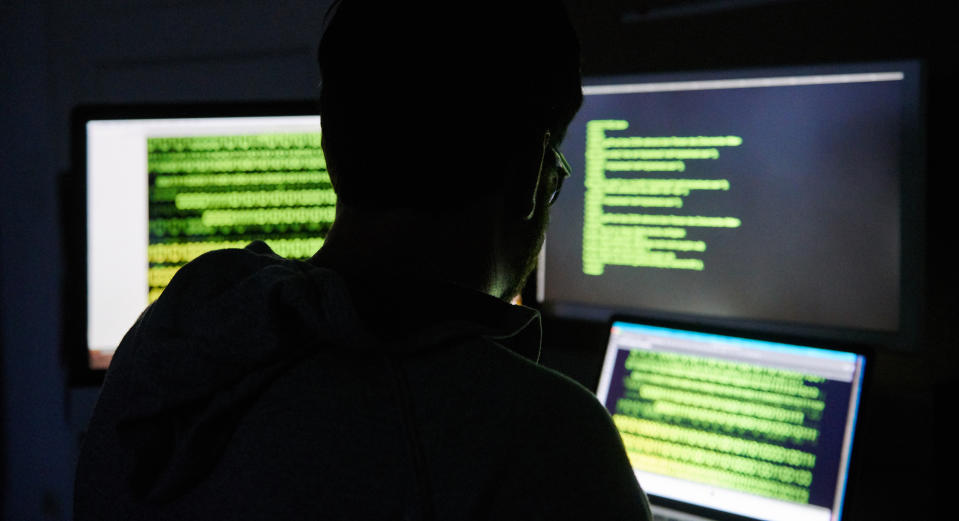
[538,60,923,347]
[66,102,329,379]
[596,318,868,521]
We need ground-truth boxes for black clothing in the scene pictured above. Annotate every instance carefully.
[75,242,651,520]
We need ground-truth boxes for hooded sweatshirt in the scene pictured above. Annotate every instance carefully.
[74,241,650,521]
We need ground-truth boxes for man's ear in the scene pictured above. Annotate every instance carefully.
[508,131,550,221]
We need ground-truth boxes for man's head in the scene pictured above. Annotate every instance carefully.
[315,0,582,299]
[318,0,581,209]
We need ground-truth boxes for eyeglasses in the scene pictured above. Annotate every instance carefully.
[547,144,572,206]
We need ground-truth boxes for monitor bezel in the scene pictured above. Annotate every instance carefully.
[64,100,322,386]
[533,58,926,352]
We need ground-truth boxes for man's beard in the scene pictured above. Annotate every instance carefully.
[499,214,548,302]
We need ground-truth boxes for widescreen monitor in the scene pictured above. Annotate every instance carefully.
[538,61,923,346]
[68,103,329,375]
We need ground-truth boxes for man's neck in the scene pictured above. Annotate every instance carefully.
[309,203,503,298]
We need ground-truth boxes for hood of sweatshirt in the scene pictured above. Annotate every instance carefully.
[102,241,374,503]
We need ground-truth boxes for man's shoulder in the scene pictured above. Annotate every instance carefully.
[457,337,617,429]
[421,338,652,520]
[159,241,288,299]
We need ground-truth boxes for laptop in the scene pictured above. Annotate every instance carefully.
[595,318,868,521]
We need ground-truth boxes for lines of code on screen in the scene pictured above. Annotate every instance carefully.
[604,346,853,508]
[147,133,331,301]
[584,120,743,274]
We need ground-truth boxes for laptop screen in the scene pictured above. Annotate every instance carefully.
[596,320,867,521]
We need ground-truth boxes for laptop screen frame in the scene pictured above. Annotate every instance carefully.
[597,314,872,521]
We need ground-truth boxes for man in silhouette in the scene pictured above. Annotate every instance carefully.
[75,1,651,519]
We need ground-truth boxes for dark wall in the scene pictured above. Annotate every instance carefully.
[2,0,953,519]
